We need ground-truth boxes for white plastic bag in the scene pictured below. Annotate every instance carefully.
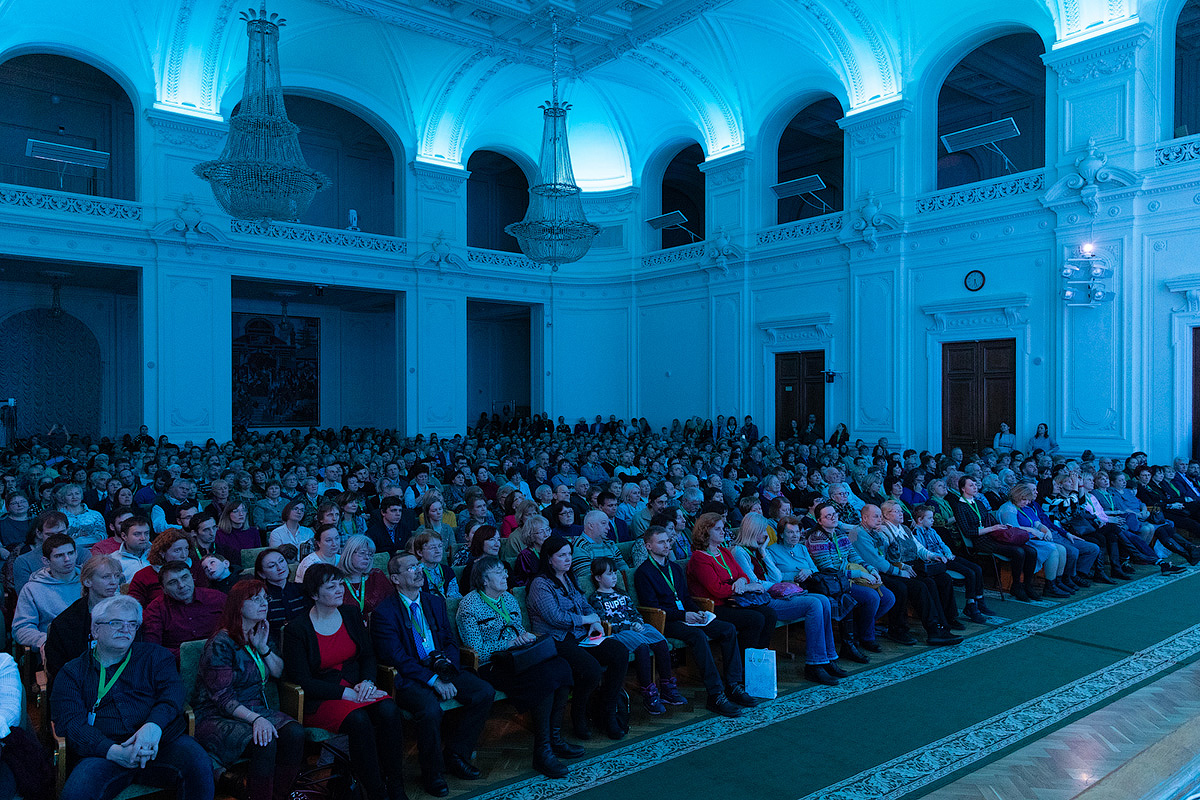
[744,647,777,699]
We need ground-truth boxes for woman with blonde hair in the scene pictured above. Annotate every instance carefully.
[338,534,390,617]
[997,484,1070,597]
[217,500,262,564]
[732,512,841,684]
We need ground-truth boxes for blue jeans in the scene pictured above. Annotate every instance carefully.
[768,594,838,664]
[849,583,895,642]
[61,735,215,800]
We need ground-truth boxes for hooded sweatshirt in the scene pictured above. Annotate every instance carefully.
[13,566,82,647]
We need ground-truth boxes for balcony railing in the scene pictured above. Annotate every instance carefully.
[0,181,141,221]
[915,169,1046,214]
[230,219,408,253]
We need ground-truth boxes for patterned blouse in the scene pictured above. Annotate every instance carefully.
[455,590,528,666]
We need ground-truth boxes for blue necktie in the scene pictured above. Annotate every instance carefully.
[410,602,428,659]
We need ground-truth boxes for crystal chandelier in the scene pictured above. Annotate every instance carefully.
[195,4,328,221]
[505,14,599,267]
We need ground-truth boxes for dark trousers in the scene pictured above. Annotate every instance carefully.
[1164,509,1200,537]
[884,573,944,632]
[664,617,740,695]
[393,670,495,778]
[61,734,214,800]
[880,574,911,632]
[713,603,777,651]
[947,556,983,601]
[1081,523,1125,568]
[339,699,405,800]
[977,537,1037,585]
[915,565,959,622]
[553,636,629,711]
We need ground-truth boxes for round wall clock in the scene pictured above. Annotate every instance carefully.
[964,270,985,291]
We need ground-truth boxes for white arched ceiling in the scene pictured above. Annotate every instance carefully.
[0,0,155,110]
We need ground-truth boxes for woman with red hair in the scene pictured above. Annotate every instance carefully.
[193,580,304,800]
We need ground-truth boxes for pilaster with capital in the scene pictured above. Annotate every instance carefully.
[409,160,470,249]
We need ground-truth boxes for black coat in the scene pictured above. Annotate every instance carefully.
[282,605,375,714]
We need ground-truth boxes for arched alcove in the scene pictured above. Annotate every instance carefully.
[0,309,102,438]
[466,149,530,253]
[281,95,397,234]
[661,143,705,249]
[1176,0,1200,137]
[935,32,1046,189]
[776,96,845,224]
[0,54,135,199]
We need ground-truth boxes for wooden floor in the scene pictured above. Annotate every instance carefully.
[922,658,1200,800]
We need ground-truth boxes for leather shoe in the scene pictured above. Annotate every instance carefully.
[1025,587,1042,601]
[885,629,917,646]
[422,775,449,798]
[1009,584,1030,602]
[445,752,481,781]
[964,604,987,624]
[727,683,758,707]
[804,664,838,685]
[1071,574,1092,587]
[1092,571,1116,585]
[1161,561,1187,575]
[926,629,963,646]
[823,662,849,678]
[1110,569,1132,581]
[842,639,870,663]
[861,639,883,653]
[1041,584,1069,599]
[705,693,742,717]
[947,617,966,631]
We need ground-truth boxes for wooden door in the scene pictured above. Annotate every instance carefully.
[1193,328,1200,460]
[776,350,825,439]
[942,338,1015,454]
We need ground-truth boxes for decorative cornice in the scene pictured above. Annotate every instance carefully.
[465,247,546,271]
[1043,25,1150,86]
[229,219,408,253]
[1043,140,1142,217]
[410,161,470,195]
[641,243,705,269]
[0,183,143,221]
[839,100,912,147]
[1155,134,1200,168]
[144,108,226,152]
[758,312,834,345]
[756,213,844,246]
[1166,277,1200,313]
[920,293,1031,332]
[917,170,1045,214]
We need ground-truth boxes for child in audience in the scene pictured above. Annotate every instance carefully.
[588,556,685,715]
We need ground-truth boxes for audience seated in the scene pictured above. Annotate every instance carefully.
[282,564,406,800]
[193,581,303,800]
[142,561,225,659]
[50,595,215,800]
[527,535,631,741]
[13,533,81,649]
[371,552,494,797]
[6,413,1200,793]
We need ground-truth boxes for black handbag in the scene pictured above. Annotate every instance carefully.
[726,590,771,607]
[916,560,947,577]
[804,570,857,620]
[491,633,556,673]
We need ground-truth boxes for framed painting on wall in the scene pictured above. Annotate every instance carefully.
[232,312,319,427]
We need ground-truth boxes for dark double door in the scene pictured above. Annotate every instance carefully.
[775,350,825,440]
[942,338,1016,455]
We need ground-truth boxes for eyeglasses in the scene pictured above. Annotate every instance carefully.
[97,620,141,632]
[390,563,422,575]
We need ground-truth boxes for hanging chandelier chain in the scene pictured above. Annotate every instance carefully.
[551,11,559,106]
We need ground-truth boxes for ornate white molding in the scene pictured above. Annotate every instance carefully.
[410,161,470,195]
[229,219,409,253]
[1155,133,1200,168]
[151,197,224,253]
[840,190,899,250]
[838,101,911,147]
[1043,139,1142,217]
[1166,277,1200,313]
[641,243,705,269]
[756,213,843,246]
[758,312,834,344]
[465,247,546,271]
[1044,26,1149,86]
[920,293,1031,332]
[144,108,226,152]
[417,236,467,272]
[0,183,143,221]
[916,170,1045,214]
[699,228,743,275]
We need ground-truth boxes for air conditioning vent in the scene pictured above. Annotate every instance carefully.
[940,118,1020,154]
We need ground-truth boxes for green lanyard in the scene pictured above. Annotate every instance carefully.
[709,549,733,577]
[344,577,366,612]
[245,646,266,686]
[90,649,132,725]
[422,565,443,594]
[960,498,982,526]
[651,557,676,593]
[478,591,508,620]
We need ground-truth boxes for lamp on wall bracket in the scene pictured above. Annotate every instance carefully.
[1061,243,1115,307]
[504,11,599,267]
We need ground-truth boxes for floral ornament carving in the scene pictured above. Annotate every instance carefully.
[151,196,222,253]
[416,234,467,272]
[843,190,899,251]
[700,228,742,275]
[1042,138,1142,217]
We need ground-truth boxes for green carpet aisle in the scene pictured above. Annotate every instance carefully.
[457,570,1200,800]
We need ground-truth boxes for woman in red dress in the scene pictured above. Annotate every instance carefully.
[282,563,407,800]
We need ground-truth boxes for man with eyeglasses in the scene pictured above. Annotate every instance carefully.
[371,553,494,797]
[51,594,214,800]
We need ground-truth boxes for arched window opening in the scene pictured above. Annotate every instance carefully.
[661,143,705,249]
[0,54,135,199]
[466,150,529,253]
[282,95,396,234]
[776,96,844,224]
[936,32,1045,189]
[1175,0,1200,137]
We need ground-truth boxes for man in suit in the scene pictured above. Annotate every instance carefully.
[569,477,591,520]
[366,496,410,556]
[596,490,630,543]
[371,553,494,797]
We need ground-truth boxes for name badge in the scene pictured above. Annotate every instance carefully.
[87,712,96,726]
[675,599,685,610]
